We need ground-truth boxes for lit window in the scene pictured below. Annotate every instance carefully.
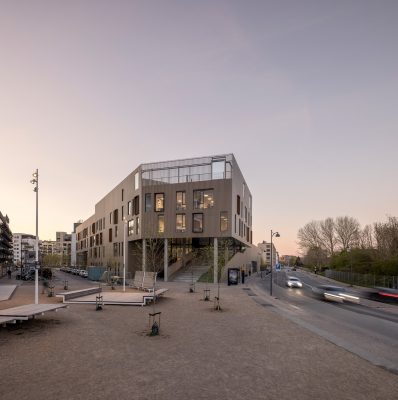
[176,214,186,232]
[155,193,165,212]
[176,191,186,210]
[193,189,214,209]
[136,217,140,234]
[158,215,165,233]
[220,212,228,232]
[128,219,135,236]
[128,201,132,215]
[193,213,203,233]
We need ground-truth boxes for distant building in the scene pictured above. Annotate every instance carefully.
[258,241,278,267]
[0,212,13,273]
[13,233,36,266]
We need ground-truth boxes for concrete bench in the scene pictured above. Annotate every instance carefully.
[56,287,101,302]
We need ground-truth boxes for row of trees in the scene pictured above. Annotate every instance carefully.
[298,216,398,276]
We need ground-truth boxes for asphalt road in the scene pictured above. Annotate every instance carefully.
[249,270,398,374]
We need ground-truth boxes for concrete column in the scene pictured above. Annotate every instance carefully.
[164,238,168,282]
[142,238,146,272]
[213,237,218,284]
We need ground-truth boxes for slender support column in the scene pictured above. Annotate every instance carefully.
[213,237,218,284]
[164,238,168,282]
[142,238,146,272]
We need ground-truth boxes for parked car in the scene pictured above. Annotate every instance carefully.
[312,285,360,303]
[286,276,303,288]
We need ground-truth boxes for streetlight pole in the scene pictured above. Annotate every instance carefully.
[123,217,127,292]
[270,230,280,296]
[30,169,39,304]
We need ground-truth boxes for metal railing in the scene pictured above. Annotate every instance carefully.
[325,269,398,289]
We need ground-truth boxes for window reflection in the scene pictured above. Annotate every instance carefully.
[155,193,165,212]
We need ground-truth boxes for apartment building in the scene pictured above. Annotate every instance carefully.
[76,154,253,282]
[0,212,13,271]
[258,241,278,268]
[13,233,36,265]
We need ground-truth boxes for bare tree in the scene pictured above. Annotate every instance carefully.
[374,216,398,259]
[297,221,323,251]
[335,216,360,251]
[319,217,337,256]
[358,224,374,249]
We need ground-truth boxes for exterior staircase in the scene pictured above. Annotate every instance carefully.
[171,265,210,283]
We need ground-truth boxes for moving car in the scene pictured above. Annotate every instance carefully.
[312,285,360,303]
[286,276,303,288]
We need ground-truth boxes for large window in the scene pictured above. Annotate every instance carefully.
[128,201,132,216]
[176,191,186,210]
[158,215,165,233]
[193,189,214,209]
[128,219,135,236]
[155,193,165,212]
[145,193,152,212]
[220,212,228,232]
[134,172,139,190]
[193,213,203,233]
[176,214,186,232]
[212,159,225,179]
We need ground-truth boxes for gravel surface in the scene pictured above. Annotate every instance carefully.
[1,273,397,400]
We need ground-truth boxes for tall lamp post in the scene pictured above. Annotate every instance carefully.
[123,217,127,292]
[270,230,280,296]
[30,169,39,304]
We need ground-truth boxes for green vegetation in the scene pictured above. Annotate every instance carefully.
[298,216,398,276]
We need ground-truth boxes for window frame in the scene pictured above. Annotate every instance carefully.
[192,213,204,233]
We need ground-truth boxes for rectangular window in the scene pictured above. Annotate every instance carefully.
[234,215,237,234]
[245,207,247,222]
[122,206,124,220]
[158,215,165,233]
[128,201,132,216]
[220,212,228,232]
[133,195,140,215]
[113,209,118,224]
[103,217,105,229]
[237,195,240,215]
[122,189,124,201]
[136,217,140,234]
[176,191,186,210]
[155,193,165,212]
[128,219,135,236]
[134,172,139,190]
[193,213,203,233]
[145,193,152,212]
[176,214,186,232]
[193,189,214,209]
[212,159,225,179]
[113,243,118,257]
[109,212,112,224]
[109,228,112,243]
[115,225,118,238]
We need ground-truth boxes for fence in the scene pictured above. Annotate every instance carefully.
[324,269,398,289]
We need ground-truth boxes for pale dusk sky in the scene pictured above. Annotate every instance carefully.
[1,0,397,255]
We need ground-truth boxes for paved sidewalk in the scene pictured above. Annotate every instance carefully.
[0,279,397,400]
[0,285,17,301]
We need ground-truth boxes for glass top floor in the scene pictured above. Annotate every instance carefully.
[141,154,233,186]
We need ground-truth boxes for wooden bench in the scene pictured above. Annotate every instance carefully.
[56,287,101,302]
[129,271,145,290]
[143,288,169,304]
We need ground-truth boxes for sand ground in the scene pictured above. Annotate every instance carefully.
[0,274,397,400]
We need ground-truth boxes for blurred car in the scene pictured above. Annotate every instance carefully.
[364,287,398,304]
[286,276,303,288]
[312,285,360,303]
